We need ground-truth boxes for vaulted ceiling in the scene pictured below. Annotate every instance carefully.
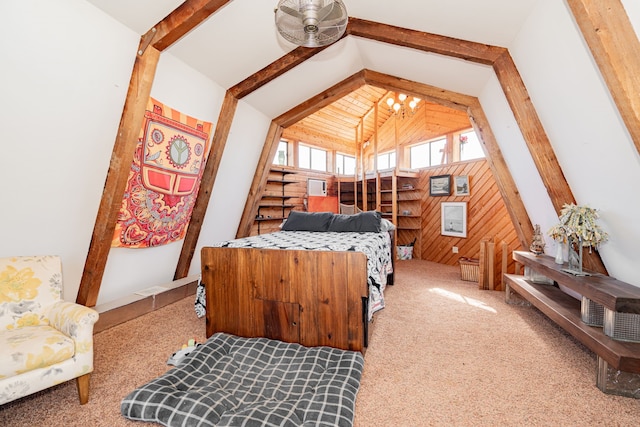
[76,0,640,305]
[86,0,536,119]
[84,1,538,153]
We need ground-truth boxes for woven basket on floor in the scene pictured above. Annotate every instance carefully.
[459,257,479,282]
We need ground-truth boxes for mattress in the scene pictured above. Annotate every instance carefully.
[121,332,365,427]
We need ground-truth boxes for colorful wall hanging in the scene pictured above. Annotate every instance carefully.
[112,98,212,248]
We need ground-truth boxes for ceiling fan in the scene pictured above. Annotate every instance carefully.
[274,0,348,48]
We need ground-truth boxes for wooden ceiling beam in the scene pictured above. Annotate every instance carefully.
[229,44,338,98]
[144,0,232,52]
[236,122,284,238]
[174,91,238,279]
[274,70,366,127]
[468,100,532,246]
[76,44,160,307]
[347,18,506,66]
[283,126,354,149]
[566,0,640,155]
[363,70,472,112]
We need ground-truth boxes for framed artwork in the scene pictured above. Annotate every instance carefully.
[454,175,470,196]
[429,174,451,196]
[441,202,467,238]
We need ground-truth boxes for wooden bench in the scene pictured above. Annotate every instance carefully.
[504,251,640,398]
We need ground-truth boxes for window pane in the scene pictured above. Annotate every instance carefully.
[389,152,396,168]
[299,145,310,169]
[430,138,446,166]
[336,153,355,175]
[460,131,485,161]
[310,147,327,172]
[377,153,389,170]
[273,140,288,165]
[410,143,430,169]
[344,155,355,175]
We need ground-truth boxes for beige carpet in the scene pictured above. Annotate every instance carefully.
[1,259,639,426]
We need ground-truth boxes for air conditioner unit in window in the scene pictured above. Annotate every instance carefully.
[308,179,327,197]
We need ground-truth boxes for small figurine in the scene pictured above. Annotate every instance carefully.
[529,224,546,255]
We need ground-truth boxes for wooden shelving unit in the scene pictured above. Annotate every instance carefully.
[337,170,422,258]
[379,170,421,257]
[256,167,296,234]
[338,175,376,212]
[337,177,357,209]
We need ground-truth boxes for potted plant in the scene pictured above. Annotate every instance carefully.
[547,203,608,274]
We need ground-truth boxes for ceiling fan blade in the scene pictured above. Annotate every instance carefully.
[318,2,343,22]
[280,5,303,19]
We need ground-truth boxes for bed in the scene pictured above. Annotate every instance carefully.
[121,332,364,427]
[195,211,394,352]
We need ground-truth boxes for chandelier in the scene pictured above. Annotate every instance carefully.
[386,93,420,119]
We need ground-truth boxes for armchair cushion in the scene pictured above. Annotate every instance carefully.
[0,326,74,377]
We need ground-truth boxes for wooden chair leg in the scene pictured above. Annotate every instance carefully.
[76,373,91,404]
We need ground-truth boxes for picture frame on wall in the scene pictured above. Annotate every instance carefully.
[429,174,451,196]
[441,202,467,238]
[454,175,470,196]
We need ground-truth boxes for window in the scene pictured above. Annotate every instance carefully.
[410,138,446,168]
[336,153,355,175]
[377,151,396,170]
[299,144,327,172]
[459,130,485,161]
[272,140,288,166]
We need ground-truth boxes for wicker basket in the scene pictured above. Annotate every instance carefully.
[459,257,479,282]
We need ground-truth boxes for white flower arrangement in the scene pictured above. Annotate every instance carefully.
[547,203,608,249]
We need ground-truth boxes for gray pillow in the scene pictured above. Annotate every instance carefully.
[328,211,382,232]
[281,211,333,232]
[380,218,395,231]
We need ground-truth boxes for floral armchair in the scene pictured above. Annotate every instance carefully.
[0,256,99,405]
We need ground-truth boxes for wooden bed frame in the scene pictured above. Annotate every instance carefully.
[201,247,373,352]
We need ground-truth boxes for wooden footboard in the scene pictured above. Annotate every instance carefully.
[201,247,369,352]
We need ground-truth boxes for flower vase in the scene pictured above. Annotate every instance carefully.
[554,242,564,265]
[565,236,584,275]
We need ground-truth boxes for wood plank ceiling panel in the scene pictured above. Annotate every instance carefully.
[287,85,391,146]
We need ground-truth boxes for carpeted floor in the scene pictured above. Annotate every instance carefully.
[1,259,639,426]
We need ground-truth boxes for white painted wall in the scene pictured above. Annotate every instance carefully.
[98,52,225,305]
[504,0,640,285]
[1,0,137,302]
[622,0,640,41]
[478,75,560,243]
[0,0,269,305]
[191,100,272,276]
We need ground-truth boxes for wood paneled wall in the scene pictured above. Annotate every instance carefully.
[362,101,471,169]
[250,167,336,235]
[418,160,523,289]
[253,159,521,289]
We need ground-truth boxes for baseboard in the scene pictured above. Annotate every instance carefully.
[93,275,200,333]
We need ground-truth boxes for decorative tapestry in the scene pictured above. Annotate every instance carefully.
[112,98,212,248]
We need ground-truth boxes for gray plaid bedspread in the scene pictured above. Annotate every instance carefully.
[121,333,365,427]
